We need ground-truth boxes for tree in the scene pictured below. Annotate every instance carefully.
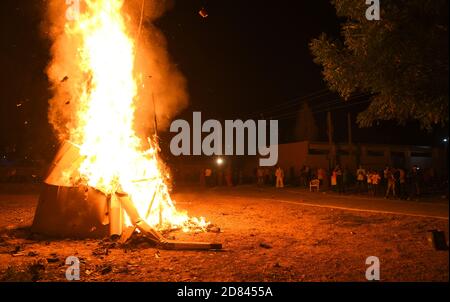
[310,0,448,130]
[295,101,319,141]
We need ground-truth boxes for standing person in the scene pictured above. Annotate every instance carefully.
[289,166,296,186]
[256,167,264,186]
[305,165,311,186]
[275,166,284,188]
[423,168,436,194]
[367,170,373,195]
[343,167,350,193]
[204,168,212,187]
[334,165,343,194]
[356,165,366,193]
[264,168,270,186]
[383,166,390,193]
[217,168,223,186]
[398,168,406,199]
[225,165,233,187]
[300,166,306,188]
[372,170,381,196]
[331,169,337,192]
[317,167,325,186]
[409,165,421,199]
[200,169,206,187]
[393,167,400,197]
[428,167,436,191]
[385,168,396,199]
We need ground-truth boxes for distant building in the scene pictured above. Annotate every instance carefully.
[276,141,446,175]
[166,140,447,185]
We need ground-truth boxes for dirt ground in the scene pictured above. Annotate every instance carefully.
[0,184,448,282]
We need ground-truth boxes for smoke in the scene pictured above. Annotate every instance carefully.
[44,0,188,142]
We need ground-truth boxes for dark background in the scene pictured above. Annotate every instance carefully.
[1,0,448,162]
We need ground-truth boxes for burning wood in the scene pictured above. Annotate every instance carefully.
[31,0,220,250]
[32,140,221,250]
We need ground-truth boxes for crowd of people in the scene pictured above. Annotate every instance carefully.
[197,161,447,200]
[257,164,447,200]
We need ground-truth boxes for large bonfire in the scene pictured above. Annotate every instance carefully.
[50,0,206,232]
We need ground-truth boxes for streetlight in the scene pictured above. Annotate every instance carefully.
[442,138,448,176]
[216,157,224,165]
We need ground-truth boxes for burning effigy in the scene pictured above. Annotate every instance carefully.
[32,0,220,250]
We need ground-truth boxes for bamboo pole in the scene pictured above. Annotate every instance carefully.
[109,194,123,237]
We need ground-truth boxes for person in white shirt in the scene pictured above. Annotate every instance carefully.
[356,165,366,193]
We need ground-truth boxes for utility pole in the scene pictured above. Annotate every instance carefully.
[327,111,335,171]
[347,112,353,168]
[152,92,158,137]
[347,112,352,146]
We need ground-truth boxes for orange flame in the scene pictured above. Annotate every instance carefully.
[64,0,206,231]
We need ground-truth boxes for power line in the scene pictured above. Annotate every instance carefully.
[251,90,371,120]
[247,88,334,119]
[314,99,371,114]
[310,93,372,111]
[278,99,371,122]
[255,90,333,117]
[269,96,372,122]
[264,93,371,120]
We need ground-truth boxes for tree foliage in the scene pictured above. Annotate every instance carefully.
[310,0,448,130]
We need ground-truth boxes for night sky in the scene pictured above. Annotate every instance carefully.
[1,0,448,162]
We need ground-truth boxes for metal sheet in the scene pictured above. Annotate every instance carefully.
[44,140,84,187]
[31,184,109,238]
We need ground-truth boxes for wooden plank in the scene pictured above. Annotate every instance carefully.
[135,220,165,243]
[117,194,164,243]
[159,240,222,250]
[118,226,135,244]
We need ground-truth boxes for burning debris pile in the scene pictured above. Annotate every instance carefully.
[32,0,220,250]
